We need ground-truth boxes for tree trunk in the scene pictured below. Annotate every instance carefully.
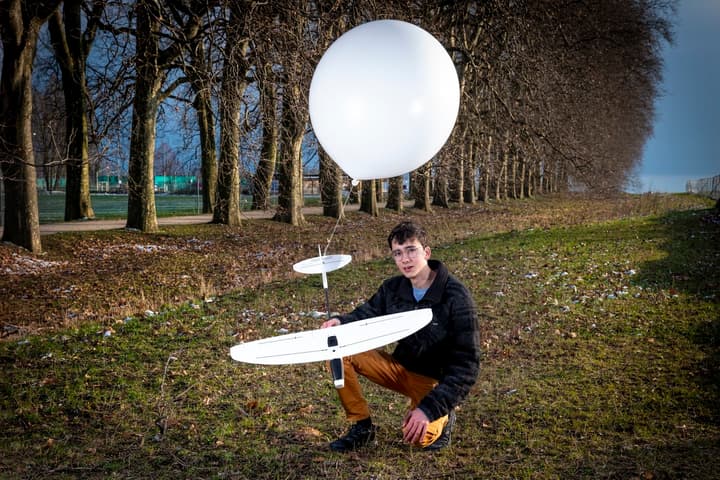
[212,34,248,226]
[360,180,379,216]
[482,166,490,203]
[432,157,450,208]
[511,153,518,199]
[195,88,217,214]
[0,0,60,252]
[252,68,279,211]
[126,0,162,232]
[48,1,94,221]
[412,163,432,212]
[497,141,508,201]
[274,85,305,226]
[501,142,509,200]
[213,91,242,226]
[348,183,359,204]
[449,133,465,205]
[186,31,218,214]
[126,91,159,231]
[319,148,343,219]
[559,161,568,192]
[126,0,202,230]
[527,163,534,198]
[480,136,492,203]
[456,151,465,205]
[463,139,477,205]
[386,176,404,212]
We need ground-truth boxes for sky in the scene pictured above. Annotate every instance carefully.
[635,0,720,193]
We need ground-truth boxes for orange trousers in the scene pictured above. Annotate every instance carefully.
[333,349,448,447]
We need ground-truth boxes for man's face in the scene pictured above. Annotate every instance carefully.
[390,237,431,279]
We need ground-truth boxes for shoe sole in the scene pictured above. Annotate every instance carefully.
[423,412,455,451]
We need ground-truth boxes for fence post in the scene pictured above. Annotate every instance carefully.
[687,174,720,200]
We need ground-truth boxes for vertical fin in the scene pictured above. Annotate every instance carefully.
[327,335,344,388]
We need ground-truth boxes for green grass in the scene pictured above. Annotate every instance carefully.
[1,206,718,479]
[37,193,208,222]
[37,193,325,223]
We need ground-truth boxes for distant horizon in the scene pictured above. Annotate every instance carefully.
[632,172,718,194]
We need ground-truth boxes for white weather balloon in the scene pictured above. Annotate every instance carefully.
[309,20,460,181]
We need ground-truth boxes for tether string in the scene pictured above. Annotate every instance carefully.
[323,181,356,256]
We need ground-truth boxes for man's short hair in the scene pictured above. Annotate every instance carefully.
[387,221,428,249]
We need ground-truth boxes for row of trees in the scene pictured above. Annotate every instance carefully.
[0,0,675,252]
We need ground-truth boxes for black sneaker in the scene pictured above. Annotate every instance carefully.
[329,422,377,452]
[424,410,456,451]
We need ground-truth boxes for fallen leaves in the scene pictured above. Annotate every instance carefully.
[294,426,322,440]
[2,252,68,275]
[0,194,701,337]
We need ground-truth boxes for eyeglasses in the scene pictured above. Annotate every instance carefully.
[391,246,421,260]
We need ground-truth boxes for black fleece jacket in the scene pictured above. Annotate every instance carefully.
[338,259,480,422]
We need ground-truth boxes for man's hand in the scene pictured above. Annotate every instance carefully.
[402,408,430,444]
[321,318,341,329]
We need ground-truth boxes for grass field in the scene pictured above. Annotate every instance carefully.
[36,193,255,223]
[1,195,718,479]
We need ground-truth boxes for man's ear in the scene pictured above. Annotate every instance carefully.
[424,246,431,259]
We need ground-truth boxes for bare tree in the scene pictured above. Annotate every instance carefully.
[126,0,161,231]
[251,64,279,211]
[272,1,319,226]
[185,23,219,214]
[47,0,104,221]
[304,1,348,220]
[154,142,182,176]
[0,0,675,247]
[0,0,62,252]
[212,1,249,226]
[126,0,204,232]
[32,83,65,192]
[273,79,306,225]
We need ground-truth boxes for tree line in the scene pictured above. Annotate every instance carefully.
[0,0,675,252]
